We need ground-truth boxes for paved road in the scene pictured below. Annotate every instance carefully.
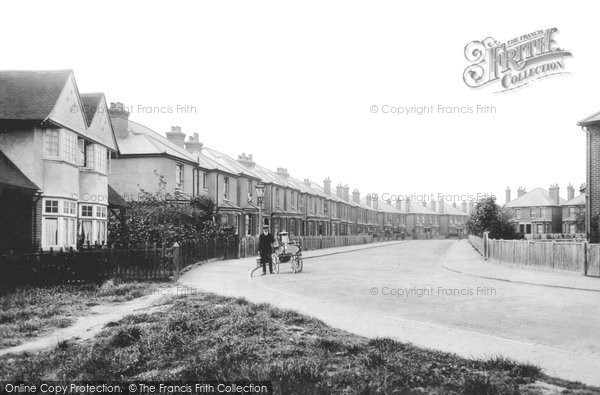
[180,240,600,386]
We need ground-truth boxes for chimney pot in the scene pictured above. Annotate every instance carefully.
[108,100,131,140]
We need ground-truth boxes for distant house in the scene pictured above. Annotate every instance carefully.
[561,184,585,234]
[504,186,565,235]
[0,70,120,251]
[437,201,469,237]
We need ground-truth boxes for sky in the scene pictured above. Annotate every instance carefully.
[1,0,596,205]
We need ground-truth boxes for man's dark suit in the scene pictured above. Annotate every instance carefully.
[259,232,275,273]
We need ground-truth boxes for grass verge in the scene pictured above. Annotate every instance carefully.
[0,292,597,394]
[0,281,160,349]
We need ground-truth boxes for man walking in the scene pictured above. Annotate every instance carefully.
[258,224,275,275]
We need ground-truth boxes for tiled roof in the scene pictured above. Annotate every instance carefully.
[0,70,71,120]
[378,200,404,214]
[562,193,585,206]
[0,149,39,190]
[439,201,469,216]
[394,200,437,214]
[119,120,219,170]
[202,147,261,178]
[80,93,103,127]
[505,187,566,208]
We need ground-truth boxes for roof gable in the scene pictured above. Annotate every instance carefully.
[0,70,71,120]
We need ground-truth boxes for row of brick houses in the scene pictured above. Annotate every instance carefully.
[503,184,586,235]
[0,70,471,252]
[109,101,471,240]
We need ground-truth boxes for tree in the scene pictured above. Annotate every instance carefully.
[466,196,523,240]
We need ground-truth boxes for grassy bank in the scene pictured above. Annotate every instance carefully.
[0,281,159,348]
[1,292,597,393]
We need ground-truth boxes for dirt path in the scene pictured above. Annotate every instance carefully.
[0,286,178,356]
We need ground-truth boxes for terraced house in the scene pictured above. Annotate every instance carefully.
[0,70,120,251]
[106,104,475,240]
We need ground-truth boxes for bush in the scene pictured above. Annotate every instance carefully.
[108,173,220,247]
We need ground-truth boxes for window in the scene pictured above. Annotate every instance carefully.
[176,164,184,189]
[45,200,59,213]
[85,143,95,168]
[537,224,544,234]
[77,139,85,166]
[193,169,199,196]
[96,146,108,173]
[224,176,230,199]
[540,208,546,218]
[80,220,93,245]
[63,201,76,215]
[63,218,76,246]
[97,221,107,245]
[45,130,60,156]
[203,173,207,189]
[63,131,78,163]
[81,205,93,217]
[43,218,58,246]
[515,209,521,219]
[530,208,535,218]
[569,207,576,217]
[97,206,107,218]
[275,188,280,206]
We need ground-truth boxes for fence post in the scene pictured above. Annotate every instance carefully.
[551,241,556,270]
[483,232,488,260]
[584,241,588,276]
[172,242,180,282]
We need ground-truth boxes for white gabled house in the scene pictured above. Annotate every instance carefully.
[0,70,120,251]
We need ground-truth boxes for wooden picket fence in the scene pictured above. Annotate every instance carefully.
[468,234,600,277]
[0,236,240,289]
[237,234,388,257]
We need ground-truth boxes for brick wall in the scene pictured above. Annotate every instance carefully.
[587,127,600,235]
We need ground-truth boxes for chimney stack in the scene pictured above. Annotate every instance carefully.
[323,177,332,195]
[184,132,203,153]
[343,185,350,202]
[452,201,457,208]
[439,201,444,214]
[580,183,587,194]
[395,198,402,211]
[303,178,311,188]
[108,102,130,139]
[352,189,360,204]
[549,184,560,205]
[517,187,526,198]
[372,194,379,210]
[237,153,256,168]
[468,201,474,213]
[462,201,467,213]
[406,198,411,213]
[336,184,344,199]
[366,194,372,207]
[567,183,575,201]
[166,126,186,148]
[431,200,437,213]
[505,187,511,204]
[276,168,289,178]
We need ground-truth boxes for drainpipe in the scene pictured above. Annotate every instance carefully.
[32,191,42,252]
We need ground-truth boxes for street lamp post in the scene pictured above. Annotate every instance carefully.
[255,182,266,235]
